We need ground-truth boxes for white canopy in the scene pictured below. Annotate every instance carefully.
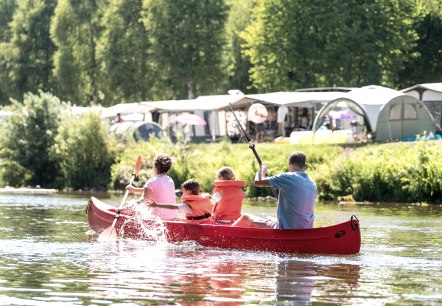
[233,91,346,108]
[402,83,442,101]
[143,95,243,112]
[101,102,158,119]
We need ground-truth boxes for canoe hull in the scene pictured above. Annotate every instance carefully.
[87,197,361,255]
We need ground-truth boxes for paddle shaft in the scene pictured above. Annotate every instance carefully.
[110,173,136,227]
[229,103,262,166]
[229,103,279,199]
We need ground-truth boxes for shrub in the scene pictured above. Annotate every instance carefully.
[53,112,117,190]
[0,91,67,187]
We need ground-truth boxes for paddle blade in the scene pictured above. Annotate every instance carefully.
[97,226,118,242]
[134,155,142,175]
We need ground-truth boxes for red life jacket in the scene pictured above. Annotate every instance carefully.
[181,193,213,224]
[212,180,245,223]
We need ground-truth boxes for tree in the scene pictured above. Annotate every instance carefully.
[51,0,105,105]
[397,2,442,87]
[242,0,418,91]
[223,0,255,93]
[0,0,18,104]
[7,0,57,100]
[0,91,67,187]
[142,0,228,99]
[54,112,115,190]
[96,0,153,105]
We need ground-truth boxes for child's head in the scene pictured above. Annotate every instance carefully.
[217,166,236,180]
[181,179,200,195]
[153,153,172,174]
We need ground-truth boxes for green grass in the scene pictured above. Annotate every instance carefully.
[111,138,442,204]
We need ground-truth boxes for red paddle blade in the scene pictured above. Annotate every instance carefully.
[97,226,118,242]
[134,155,142,175]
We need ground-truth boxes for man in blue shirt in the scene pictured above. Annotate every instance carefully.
[232,151,317,229]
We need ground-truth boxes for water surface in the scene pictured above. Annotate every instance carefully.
[0,193,441,305]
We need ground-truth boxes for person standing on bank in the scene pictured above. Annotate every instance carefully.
[232,151,317,229]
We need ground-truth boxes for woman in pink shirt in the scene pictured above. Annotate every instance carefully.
[126,153,178,220]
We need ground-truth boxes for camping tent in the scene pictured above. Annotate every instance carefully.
[402,83,442,129]
[312,85,438,142]
[110,121,164,141]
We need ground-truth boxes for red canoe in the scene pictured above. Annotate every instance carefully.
[87,197,361,255]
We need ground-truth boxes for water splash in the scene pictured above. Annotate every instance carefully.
[119,200,169,244]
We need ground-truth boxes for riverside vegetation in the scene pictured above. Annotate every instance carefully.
[0,92,441,204]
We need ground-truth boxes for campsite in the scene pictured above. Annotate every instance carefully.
[1,1,442,304]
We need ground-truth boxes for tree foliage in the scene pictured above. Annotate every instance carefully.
[242,0,418,91]
[51,0,105,105]
[141,0,228,99]
[223,0,255,93]
[0,0,441,105]
[0,0,18,105]
[7,0,57,99]
[54,112,116,189]
[0,91,66,187]
[96,0,153,105]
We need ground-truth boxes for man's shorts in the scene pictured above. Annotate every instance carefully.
[250,215,279,229]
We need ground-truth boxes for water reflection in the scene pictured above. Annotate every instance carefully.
[83,239,363,304]
[1,193,442,304]
[275,259,360,303]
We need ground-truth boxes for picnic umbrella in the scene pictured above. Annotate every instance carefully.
[175,113,207,126]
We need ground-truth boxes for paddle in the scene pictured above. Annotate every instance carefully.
[97,155,142,242]
[229,103,263,165]
[229,103,279,199]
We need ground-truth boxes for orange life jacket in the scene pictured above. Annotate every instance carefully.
[181,193,213,224]
[212,180,245,223]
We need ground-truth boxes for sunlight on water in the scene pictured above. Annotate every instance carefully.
[0,194,441,304]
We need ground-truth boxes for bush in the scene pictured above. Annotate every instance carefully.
[53,112,117,190]
[0,91,67,187]
[111,140,442,204]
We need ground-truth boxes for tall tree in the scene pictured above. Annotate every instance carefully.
[223,0,255,93]
[96,0,153,105]
[7,0,56,100]
[51,0,105,105]
[397,1,442,87]
[142,0,228,99]
[0,0,18,104]
[242,0,417,91]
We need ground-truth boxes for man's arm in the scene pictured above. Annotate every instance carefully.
[253,163,272,187]
[254,177,272,187]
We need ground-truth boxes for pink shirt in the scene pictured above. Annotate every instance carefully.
[145,174,177,220]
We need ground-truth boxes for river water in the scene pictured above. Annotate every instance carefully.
[0,193,441,305]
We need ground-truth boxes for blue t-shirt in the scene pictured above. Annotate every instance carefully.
[268,171,317,229]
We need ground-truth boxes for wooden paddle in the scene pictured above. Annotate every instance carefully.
[97,155,142,242]
[229,103,279,199]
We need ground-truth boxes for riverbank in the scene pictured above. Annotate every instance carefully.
[0,186,58,194]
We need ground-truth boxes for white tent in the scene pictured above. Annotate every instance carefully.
[312,85,438,142]
[140,95,244,141]
[402,83,442,129]
[222,91,346,111]
[101,102,158,120]
[144,94,243,111]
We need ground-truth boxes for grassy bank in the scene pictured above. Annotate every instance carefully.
[112,138,442,204]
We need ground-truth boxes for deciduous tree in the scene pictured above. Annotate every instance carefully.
[142,0,228,99]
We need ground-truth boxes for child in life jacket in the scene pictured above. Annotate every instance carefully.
[211,167,245,223]
[147,178,213,224]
